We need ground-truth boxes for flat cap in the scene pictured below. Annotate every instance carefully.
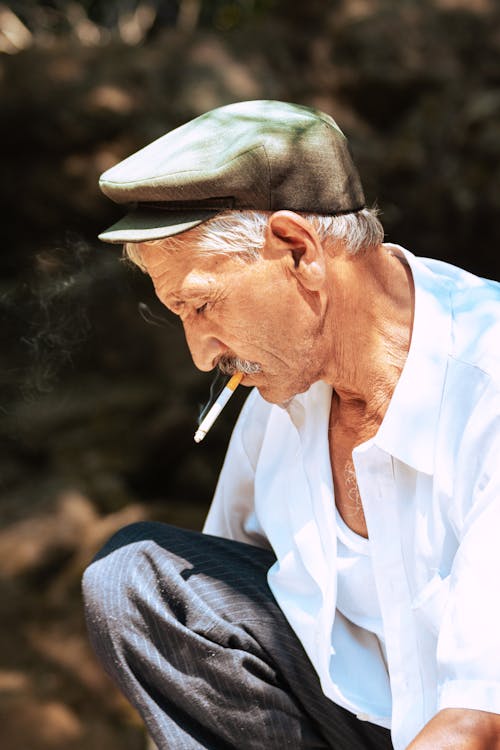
[98,100,365,244]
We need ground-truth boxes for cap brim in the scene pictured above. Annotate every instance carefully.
[98,207,219,244]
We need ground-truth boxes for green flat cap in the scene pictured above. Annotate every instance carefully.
[98,100,365,244]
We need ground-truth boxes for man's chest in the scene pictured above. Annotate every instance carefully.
[329,423,371,538]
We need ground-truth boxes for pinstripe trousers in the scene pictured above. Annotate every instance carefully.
[83,521,394,750]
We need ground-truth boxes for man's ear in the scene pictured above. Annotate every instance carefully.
[266,210,326,291]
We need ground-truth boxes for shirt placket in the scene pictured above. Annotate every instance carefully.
[355,443,425,750]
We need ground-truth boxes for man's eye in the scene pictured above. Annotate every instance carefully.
[196,303,208,315]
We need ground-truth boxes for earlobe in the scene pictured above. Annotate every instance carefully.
[267,211,326,291]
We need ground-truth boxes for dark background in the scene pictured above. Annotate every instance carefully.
[1,1,499,748]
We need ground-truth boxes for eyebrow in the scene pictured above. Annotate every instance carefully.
[168,299,185,314]
[163,271,218,311]
[166,287,213,313]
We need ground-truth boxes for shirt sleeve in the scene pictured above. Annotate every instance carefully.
[203,387,272,550]
[437,384,500,715]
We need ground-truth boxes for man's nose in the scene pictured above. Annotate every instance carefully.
[183,322,227,372]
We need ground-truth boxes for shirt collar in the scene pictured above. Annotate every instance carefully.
[372,244,452,474]
[285,245,453,475]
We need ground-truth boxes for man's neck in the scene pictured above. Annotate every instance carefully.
[324,243,415,439]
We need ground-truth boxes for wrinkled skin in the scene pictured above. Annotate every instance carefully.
[139,247,326,406]
[136,211,500,749]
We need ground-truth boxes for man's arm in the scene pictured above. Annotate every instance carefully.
[422,385,500,749]
[407,706,500,748]
[203,387,270,547]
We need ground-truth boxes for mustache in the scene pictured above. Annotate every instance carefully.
[217,353,262,376]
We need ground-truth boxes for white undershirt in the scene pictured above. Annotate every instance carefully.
[335,509,388,666]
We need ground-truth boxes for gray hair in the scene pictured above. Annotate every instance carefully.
[123,207,384,269]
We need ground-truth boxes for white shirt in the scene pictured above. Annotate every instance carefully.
[335,509,387,654]
[203,245,500,750]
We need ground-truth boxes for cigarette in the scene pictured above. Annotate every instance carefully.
[194,372,243,443]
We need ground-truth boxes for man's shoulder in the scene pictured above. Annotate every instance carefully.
[449,272,500,384]
[417,254,500,382]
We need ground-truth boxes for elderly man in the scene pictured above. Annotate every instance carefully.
[83,101,500,750]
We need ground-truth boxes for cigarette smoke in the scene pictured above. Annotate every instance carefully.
[1,237,113,405]
[197,370,227,424]
[138,302,178,330]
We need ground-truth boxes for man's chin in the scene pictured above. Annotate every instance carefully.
[254,382,296,408]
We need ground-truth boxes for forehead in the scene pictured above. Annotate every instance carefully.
[138,241,245,300]
[138,240,197,276]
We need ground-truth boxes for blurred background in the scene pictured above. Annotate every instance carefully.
[1,1,499,748]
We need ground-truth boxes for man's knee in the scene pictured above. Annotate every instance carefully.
[82,520,176,636]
